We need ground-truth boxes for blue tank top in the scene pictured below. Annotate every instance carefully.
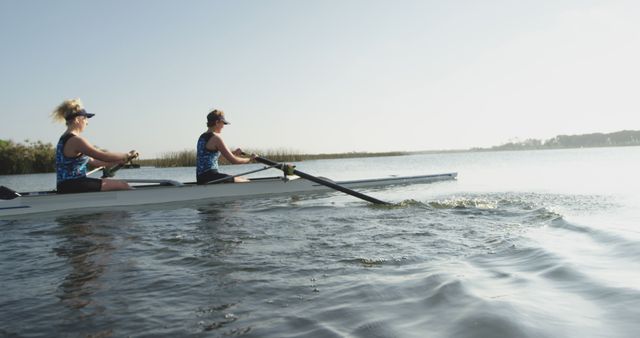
[196,132,220,175]
[56,134,90,183]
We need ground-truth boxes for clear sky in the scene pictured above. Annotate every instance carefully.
[1,0,639,158]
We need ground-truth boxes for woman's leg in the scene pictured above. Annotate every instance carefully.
[101,178,132,191]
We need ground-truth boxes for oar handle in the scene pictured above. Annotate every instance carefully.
[253,156,390,205]
[101,152,139,178]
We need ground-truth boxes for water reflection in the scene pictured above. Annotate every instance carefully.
[189,202,256,334]
[52,211,131,335]
[195,201,246,255]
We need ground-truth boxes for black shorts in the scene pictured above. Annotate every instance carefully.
[197,170,233,185]
[57,177,103,194]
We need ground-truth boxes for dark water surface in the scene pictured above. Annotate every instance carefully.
[1,147,639,337]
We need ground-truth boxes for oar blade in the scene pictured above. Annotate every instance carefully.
[0,186,21,200]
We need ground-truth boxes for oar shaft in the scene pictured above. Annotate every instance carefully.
[87,166,104,176]
[206,165,275,184]
[253,156,389,205]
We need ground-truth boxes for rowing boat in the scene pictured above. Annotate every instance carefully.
[0,172,457,217]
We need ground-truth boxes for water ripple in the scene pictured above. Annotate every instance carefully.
[1,186,638,337]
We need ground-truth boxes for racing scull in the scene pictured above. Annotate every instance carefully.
[0,172,457,217]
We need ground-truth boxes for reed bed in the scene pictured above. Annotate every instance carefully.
[0,139,409,174]
[139,148,408,168]
[138,148,301,167]
[148,150,197,168]
[0,139,56,175]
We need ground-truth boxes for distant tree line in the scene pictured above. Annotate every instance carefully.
[483,130,640,151]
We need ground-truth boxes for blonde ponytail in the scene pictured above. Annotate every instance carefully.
[51,98,84,123]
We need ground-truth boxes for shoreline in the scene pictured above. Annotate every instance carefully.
[3,130,638,174]
[2,144,638,176]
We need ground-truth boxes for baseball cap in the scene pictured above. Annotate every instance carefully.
[207,110,230,125]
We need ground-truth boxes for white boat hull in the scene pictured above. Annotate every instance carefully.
[0,173,457,217]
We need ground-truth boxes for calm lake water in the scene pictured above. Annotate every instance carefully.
[1,147,639,337]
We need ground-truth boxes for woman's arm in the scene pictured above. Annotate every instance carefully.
[211,135,251,164]
[68,136,130,163]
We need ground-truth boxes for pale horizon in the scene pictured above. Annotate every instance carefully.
[1,1,639,158]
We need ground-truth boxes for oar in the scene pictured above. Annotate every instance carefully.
[87,165,120,178]
[251,155,390,205]
[87,166,104,176]
[206,165,276,184]
[0,185,21,200]
[101,163,125,178]
[101,152,140,178]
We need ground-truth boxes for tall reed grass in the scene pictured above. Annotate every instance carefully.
[137,148,303,167]
[138,148,408,167]
[0,139,56,175]
[0,139,409,174]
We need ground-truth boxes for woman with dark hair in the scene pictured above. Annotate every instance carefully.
[196,109,255,184]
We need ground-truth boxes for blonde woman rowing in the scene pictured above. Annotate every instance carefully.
[52,99,138,194]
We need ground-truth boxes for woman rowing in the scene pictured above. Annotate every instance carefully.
[52,99,138,194]
[196,109,255,184]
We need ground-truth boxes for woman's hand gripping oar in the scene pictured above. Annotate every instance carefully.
[100,150,139,178]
